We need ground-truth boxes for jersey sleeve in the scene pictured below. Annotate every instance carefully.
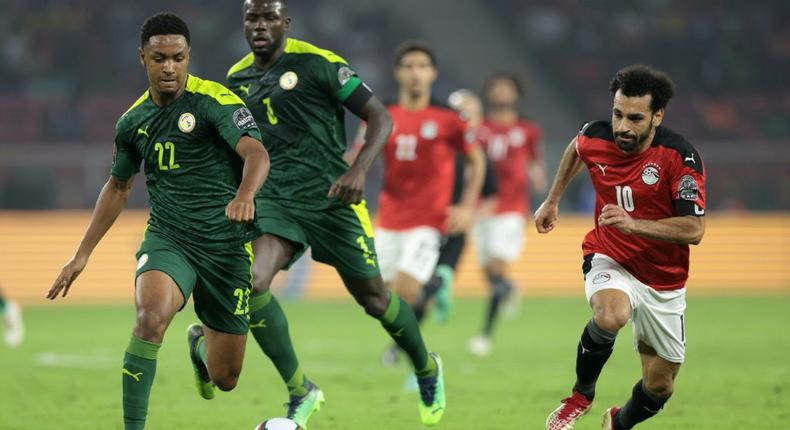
[671,150,706,216]
[527,124,544,162]
[110,118,141,180]
[450,115,477,156]
[311,56,368,106]
[203,95,263,150]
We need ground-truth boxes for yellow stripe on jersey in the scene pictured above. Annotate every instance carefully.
[284,38,348,65]
[244,241,255,287]
[351,200,375,238]
[185,75,246,106]
[226,53,255,78]
[120,90,150,119]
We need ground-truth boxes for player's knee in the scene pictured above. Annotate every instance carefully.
[251,274,273,294]
[644,377,674,398]
[134,309,169,342]
[359,291,389,318]
[592,309,629,333]
[214,374,240,392]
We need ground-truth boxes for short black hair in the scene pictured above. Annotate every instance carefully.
[484,72,523,97]
[394,40,436,67]
[140,12,191,47]
[609,64,675,112]
[243,0,288,11]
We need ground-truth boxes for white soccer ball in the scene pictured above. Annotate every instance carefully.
[253,417,303,430]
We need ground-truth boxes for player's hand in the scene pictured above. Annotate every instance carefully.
[534,201,559,233]
[226,196,255,223]
[446,205,474,234]
[328,167,365,204]
[47,254,88,300]
[598,204,636,234]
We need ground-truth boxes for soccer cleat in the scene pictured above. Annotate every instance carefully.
[466,335,493,357]
[602,406,620,430]
[286,381,325,429]
[546,391,593,430]
[2,300,24,347]
[187,323,215,400]
[417,353,446,426]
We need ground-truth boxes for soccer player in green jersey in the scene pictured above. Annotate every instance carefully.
[46,13,270,430]
[225,0,446,427]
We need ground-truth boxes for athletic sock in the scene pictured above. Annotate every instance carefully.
[572,319,617,400]
[482,272,512,336]
[0,296,6,314]
[248,290,308,396]
[412,274,444,324]
[379,290,434,378]
[122,336,160,430]
[614,380,670,429]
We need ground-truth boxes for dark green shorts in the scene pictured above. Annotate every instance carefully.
[256,199,380,279]
[135,229,254,335]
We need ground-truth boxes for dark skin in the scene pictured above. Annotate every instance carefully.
[48,33,270,391]
[242,0,393,316]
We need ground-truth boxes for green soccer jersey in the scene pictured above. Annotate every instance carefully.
[226,38,365,211]
[112,74,264,248]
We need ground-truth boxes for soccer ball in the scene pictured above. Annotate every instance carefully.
[253,417,303,430]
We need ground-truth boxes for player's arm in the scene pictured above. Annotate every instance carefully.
[535,136,585,233]
[47,175,134,299]
[446,145,486,233]
[227,135,270,223]
[329,91,392,204]
[598,207,705,244]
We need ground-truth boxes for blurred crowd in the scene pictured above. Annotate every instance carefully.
[491,0,790,140]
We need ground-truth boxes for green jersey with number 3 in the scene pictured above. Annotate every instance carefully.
[226,38,365,211]
[112,74,264,248]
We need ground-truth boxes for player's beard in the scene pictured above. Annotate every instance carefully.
[615,120,653,152]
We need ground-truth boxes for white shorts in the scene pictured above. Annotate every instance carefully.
[584,254,687,363]
[375,226,441,284]
[474,212,525,264]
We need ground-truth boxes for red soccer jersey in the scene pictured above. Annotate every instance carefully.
[576,120,706,291]
[477,119,543,214]
[379,104,475,232]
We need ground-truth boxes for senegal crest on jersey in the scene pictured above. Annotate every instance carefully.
[279,71,298,90]
[178,112,196,133]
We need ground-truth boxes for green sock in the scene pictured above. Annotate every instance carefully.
[0,296,6,314]
[196,336,208,364]
[122,336,160,430]
[249,290,307,396]
[380,291,436,378]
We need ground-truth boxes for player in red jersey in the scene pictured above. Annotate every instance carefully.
[467,73,546,357]
[377,41,485,311]
[537,65,705,430]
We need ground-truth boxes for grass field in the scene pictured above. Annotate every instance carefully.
[1,296,789,429]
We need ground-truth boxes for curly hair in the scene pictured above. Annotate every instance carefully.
[140,12,191,47]
[609,64,675,112]
[394,40,436,67]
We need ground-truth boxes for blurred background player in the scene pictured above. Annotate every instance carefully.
[467,73,546,357]
[226,2,447,426]
[46,13,271,429]
[375,41,485,350]
[537,65,705,430]
[0,284,24,347]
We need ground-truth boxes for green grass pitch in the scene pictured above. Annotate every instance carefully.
[1,296,788,429]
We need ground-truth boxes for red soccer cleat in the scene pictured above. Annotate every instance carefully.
[546,391,593,430]
[602,406,620,430]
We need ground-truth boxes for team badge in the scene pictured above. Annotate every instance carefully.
[641,162,661,186]
[508,128,526,147]
[338,66,355,86]
[678,175,699,201]
[420,121,438,139]
[233,107,257,130]
[178,113,196,133]
[279,71,298,90]
[593,272,611,285]
[137,254,148,270]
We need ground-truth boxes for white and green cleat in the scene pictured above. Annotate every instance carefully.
[417,353,446,426]
[187,323,215,400]
[286,381,325,429]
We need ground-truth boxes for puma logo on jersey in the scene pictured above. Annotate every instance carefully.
[684,153,696,164]
[239,84,251,96]
[137,127,149,138]
[596,163,608,176]
[122,368,143,382]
